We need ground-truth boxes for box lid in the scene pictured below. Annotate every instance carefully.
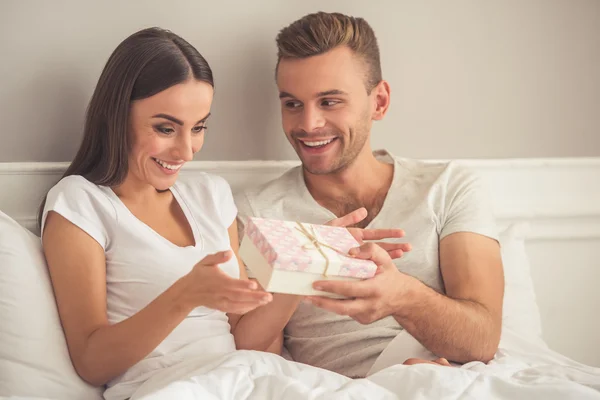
[245,217,377,278]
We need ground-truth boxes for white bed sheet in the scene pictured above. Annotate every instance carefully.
[130,329,600,400]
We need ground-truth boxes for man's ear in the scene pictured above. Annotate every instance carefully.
[371,80,391,121]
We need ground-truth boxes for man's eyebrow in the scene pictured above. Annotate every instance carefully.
[279,91,295,99]
[316,89,348,97]
[279,90,348,99]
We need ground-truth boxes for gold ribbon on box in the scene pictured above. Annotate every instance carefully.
[294,222,349,277]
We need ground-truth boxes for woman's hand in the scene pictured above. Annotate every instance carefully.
[181,250,272,314]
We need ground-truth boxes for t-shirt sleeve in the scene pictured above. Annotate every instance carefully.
[440,165,499,241]
[211,174,238,228]
[41,176,112,250]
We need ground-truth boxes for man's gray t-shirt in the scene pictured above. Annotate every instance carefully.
[234,150,499,378]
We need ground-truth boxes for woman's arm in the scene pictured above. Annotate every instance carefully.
[225,221,302,353]
[43,211,265,386]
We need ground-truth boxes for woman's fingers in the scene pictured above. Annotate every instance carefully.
[223,288,272,303]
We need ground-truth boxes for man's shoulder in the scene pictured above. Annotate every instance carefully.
[381,151,477,190]
[234,165,304,216]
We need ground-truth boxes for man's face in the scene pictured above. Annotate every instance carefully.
[276,46,376,175]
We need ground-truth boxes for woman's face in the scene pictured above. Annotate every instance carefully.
[127,79,214,191]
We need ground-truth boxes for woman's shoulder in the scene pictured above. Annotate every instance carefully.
[43,175,115,249]
[50,174,103,194]
[46,175,114,214]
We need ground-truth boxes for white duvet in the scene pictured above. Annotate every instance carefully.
[130,329,600,400]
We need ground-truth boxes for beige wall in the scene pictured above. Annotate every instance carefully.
[1,0,599,162]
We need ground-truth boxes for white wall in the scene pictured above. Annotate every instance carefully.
[1,0,599,162]
[527,239,599,366]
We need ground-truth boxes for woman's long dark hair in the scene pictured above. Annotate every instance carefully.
[38,27,214,228]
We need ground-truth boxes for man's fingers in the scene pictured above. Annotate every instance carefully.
[305,296,364,317]
[403,357,452,367]
[374,241,412,252]
[403,358,435,366]
[326,208,367,227]
[312,279,374,298]
[348,242,392,266]
[372,241,412,260]
[386,249,405,260]
[435,358,451,366]
[356,228,405,241]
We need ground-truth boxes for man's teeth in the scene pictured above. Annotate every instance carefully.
[302,139,334,147]
[153,158,182,170]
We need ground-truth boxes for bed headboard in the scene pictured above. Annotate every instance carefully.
[1,158,599,367]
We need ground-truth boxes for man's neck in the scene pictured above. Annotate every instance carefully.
[303,149,394,222]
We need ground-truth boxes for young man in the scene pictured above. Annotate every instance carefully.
[235,12,504,379]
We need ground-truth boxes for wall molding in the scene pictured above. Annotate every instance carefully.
[1,158,599,239]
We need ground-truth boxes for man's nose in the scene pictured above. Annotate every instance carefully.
[297,105,326,133]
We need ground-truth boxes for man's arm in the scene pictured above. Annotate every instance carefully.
[307,231,504,364]
[393,231,504,363]
[392,166,505,362]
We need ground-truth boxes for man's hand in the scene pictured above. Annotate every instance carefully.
[326,207,411,259]
[305,242,419,324]
[403,357,451,367]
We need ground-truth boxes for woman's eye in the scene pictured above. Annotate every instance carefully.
[192,125,207,133]
[156,126,175,135]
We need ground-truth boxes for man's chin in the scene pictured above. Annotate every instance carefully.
[301,161,343,176]
[295,148,347,175]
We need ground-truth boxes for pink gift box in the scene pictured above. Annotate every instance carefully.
[239,217,377,298]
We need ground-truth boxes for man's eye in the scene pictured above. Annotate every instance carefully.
[285,101,302,109]
[321,100,339,107]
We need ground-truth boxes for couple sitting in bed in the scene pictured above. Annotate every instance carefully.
[40,12,504,400]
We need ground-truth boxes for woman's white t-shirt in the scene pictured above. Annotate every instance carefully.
[42,173,240,400]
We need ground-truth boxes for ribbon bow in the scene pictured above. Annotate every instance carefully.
[295,222,348,277]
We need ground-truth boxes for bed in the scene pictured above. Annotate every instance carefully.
[1,158,599,399]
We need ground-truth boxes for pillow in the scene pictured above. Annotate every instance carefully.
[0,211,103,399]
[498,222,545,344]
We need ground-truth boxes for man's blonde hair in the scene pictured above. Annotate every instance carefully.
[275,12,382,93]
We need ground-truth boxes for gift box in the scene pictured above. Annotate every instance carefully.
[239,217,377,298]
